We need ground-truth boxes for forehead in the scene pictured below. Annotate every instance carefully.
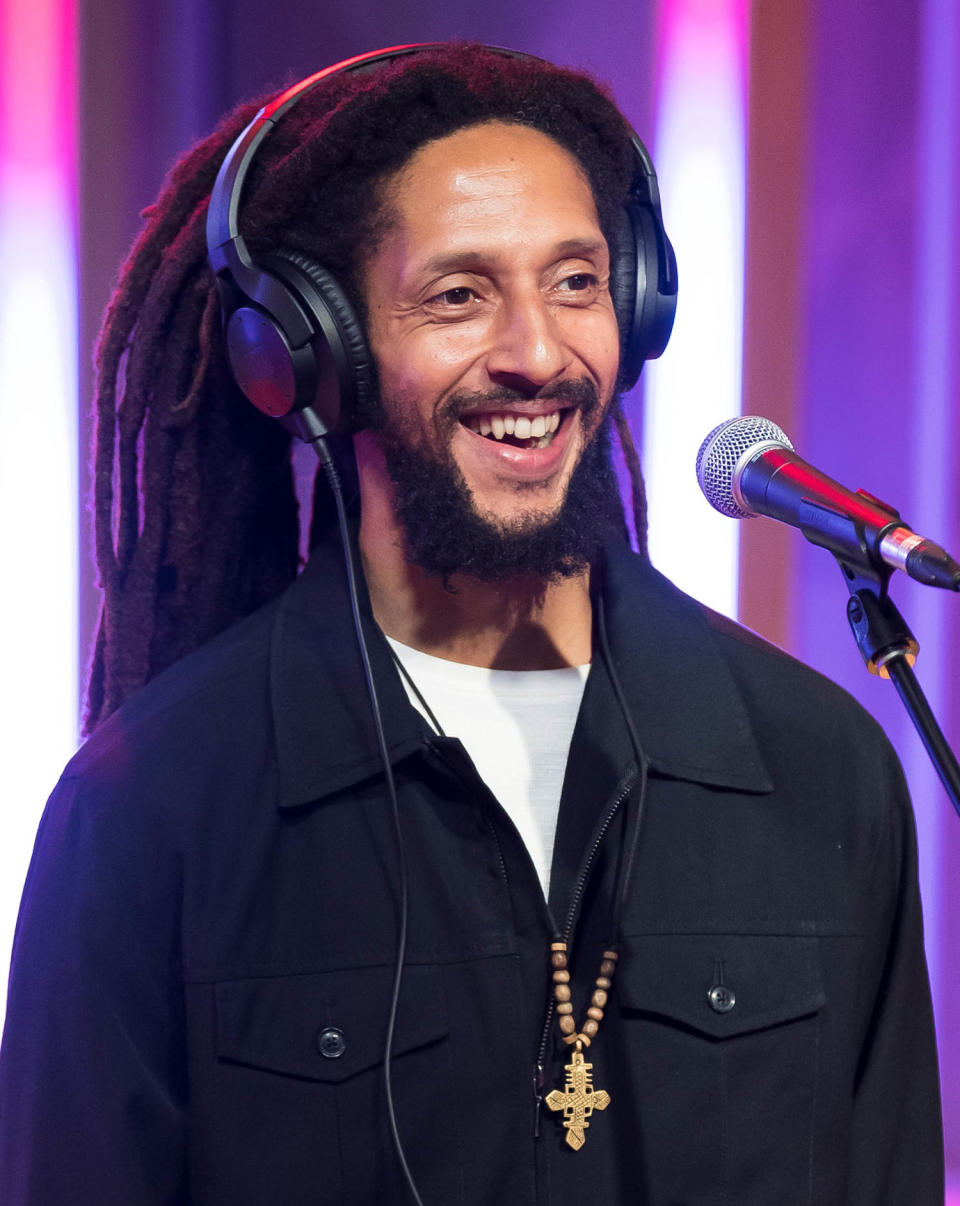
[375,121,604,275]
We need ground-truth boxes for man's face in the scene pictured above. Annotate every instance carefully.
[360,120,623,579]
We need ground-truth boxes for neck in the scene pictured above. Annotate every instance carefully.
[355,436,593,670]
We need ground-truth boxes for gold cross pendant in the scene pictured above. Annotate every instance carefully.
[544,1041,610,1150]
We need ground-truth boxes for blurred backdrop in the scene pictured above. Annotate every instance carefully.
[1,0,958,1184]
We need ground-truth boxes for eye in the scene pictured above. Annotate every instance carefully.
[558,273,598,293]
[428,286,479,308]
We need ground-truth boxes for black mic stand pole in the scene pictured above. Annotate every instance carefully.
[838,557,960,820]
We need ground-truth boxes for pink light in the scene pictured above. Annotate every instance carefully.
[655,0,748,98]
[1,0,75,170]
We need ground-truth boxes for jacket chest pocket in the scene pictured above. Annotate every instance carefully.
[215,963,449,1083]
[613,932,829,1206]
[209,965,454,1205]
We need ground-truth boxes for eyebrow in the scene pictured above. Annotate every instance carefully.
[417,237,609,278]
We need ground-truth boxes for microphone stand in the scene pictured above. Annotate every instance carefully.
[838,558,960,819]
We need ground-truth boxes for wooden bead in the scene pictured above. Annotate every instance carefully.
[548,942,617,1050]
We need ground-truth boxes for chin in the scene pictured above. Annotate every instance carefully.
[467,488,569,530]
[398,438,619,584]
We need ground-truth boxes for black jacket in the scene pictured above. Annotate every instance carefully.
[0,537,943,1204]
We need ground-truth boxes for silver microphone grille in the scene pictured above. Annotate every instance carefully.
[696,415,794,518]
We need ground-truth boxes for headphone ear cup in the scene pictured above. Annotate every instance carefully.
[608,207,640,374]
[259,250,373,433]
[615,201,678,392]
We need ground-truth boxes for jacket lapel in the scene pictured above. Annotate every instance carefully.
[597,546,774,792]
[269,530,425,810]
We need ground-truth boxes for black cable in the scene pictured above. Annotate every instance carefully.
[386,643,447,737]
[311,436,426,1206]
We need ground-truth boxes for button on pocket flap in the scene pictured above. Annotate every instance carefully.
[215,964,448,1083]
[618,933,825,1039]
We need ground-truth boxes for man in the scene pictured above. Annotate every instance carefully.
[0,44,943,1204]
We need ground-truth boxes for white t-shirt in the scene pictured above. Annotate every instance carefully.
[386,637,589,897]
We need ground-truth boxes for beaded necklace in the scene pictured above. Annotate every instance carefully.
[540,593,651,1152]
[543,942,618,1149]
[539,755,647,1151]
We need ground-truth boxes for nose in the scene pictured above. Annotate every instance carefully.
[485,289,573,393]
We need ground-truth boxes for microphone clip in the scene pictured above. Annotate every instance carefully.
[837,557,918,679]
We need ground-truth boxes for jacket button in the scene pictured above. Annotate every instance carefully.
[317,1027,347,1058]
[707,984,736,1013]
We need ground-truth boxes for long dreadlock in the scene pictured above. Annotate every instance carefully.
[86,43,651,732]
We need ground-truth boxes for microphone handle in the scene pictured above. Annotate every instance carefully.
[739,448,899,563]
[740,449,960,589]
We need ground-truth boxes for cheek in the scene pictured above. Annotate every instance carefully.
[421,324,491,377]
[378,325,489,402]
[560,308,621,389]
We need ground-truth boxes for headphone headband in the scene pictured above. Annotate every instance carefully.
[207,45,432,270]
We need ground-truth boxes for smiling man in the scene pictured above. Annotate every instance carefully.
[0,43,943,1206]
[359,120,621,665]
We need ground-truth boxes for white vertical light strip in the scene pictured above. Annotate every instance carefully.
[643,0,747,616]
[0,0,78,1021]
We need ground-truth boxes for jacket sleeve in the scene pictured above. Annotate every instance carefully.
[845,745,944,1204]
[0,771,188,1204]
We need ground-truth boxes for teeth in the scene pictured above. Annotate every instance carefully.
[465,410,563,442]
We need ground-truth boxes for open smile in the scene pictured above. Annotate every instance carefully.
[459,407,570,451]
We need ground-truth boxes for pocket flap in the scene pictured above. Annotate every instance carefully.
[618,933,825,1039]
[215,964,448,1083]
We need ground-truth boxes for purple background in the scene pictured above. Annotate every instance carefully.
[76,0,959,1177]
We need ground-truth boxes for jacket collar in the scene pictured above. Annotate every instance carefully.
[269,532,772,810]
[269,528,426,810]
[594,543,772,792]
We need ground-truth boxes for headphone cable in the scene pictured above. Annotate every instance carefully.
[307,431,426,1206]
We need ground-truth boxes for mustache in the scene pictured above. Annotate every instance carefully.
[438,378,600,428]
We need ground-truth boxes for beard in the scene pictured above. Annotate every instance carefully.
[372,379,624,583]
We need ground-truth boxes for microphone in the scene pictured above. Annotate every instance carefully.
[696,416,960,591]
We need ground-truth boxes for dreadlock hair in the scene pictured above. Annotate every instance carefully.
[86,42,651,732]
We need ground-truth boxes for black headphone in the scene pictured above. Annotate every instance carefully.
[205,43,678,437]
